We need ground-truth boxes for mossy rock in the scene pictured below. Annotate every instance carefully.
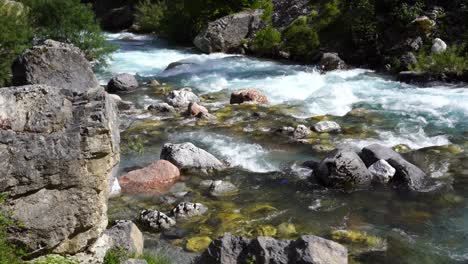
[277,223,297,238]
[186,236,213,252]
[255,225,277,237]
[331,230,383,248]
[393,144,411,153]
[216,212,244,222]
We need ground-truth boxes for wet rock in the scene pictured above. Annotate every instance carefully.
[313,121,341,133]
[105,220,144,256]
[164,61,197,71]
[368,159,396,184]
[209,180,238,197]
[109,93,134,111]
[148,103,176,113]
[230,89,268,104]
[163,228,189,239]
[331,230,384,248]
[160,142,226,173]
[164,88,200,108]
[186,236,213,252]
[107,73,139,93]
[277,223,297,238]
[431,38,447,54]
[199,112,217,120]
[196,234,348,264]
[118,160,181,196]
[360,144,426,191]
[188,102,209,117]
[312,144,336,153]
[12,40,99,93]
[320,52,346,71]
[315,149,372,189]
[171,202,208,219]
[193,10,262,53]
[293,125,312,139]
[139,210,176,231]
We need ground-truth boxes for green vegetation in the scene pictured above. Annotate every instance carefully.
[30,255,79,264]
[103,248,171,264]
[136,0,167,33]
[282,22,320,61]
[252,25,281,54]
[0,193,23,264]
[0,0,114,87]
[410,44,468,75]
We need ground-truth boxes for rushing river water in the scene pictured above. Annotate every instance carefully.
[98,33,468,263]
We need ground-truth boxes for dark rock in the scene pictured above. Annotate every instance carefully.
[400,52,417,71]
[12,40,99,93]
[196,234,251,264]
[271,0,311,28]
[315,149,372,189]
[165,61,197,71]
[163,228,189,239]
[107,73,139,93]
[148,103,176,113]
[100,6,134,31]
[249,236,291,263]
[194,10,263,53]
[320,53,346,72]
[360,144,426,191]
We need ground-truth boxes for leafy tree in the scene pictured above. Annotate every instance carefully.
[282,23,320,61]
[252,25,281,54]
[136,0,167,33]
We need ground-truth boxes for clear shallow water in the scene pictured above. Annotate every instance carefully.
[100,33,468,263]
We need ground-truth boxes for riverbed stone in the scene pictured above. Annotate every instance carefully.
[165,88,200,108]
[160,142,226,173]
[107,73,139,93]
[186,236,213,252]
[230,89,268,104]
[320,52,346,71]
[313,121,341,133]
[188,101,209,117]
[209,180,239,197]
[105,220,144,256]
[12,40,99,93]
[171,202,208,219]
[360,144,426,191]
[118,160,181,196]
[148,102,176,113]
[294,125,312,139]
[139,210,176,231]
[368,159,396,184]
[315,149,372,189]
[431,38,447,54]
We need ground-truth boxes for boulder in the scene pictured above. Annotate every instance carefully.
[105,220,144,256]
[100,6,134,31]
[315,149,372,189]
[209,180,238,197]
[431,38,447,54]
[196,234,347,264]
[109,93,134,111]
[230,89,268,104]
[400,52,418,70]
[164,88,200,108]
[171,202,208,219]
[160,142,226,173]
[188,102,209,117]
[293,125,312,139]
[360,144,426,190]
[138,210,176,231]
[368,159,396,184]
[193,10,263,53]
[118,160,181,196]
[320,53,346,71]
[12,40,99,93]
[148,103,176,113]
[107,73,139,93]
[0,84,120,255]
[164,61,197,71]
[313,121,341,133]
[271,0,311,28]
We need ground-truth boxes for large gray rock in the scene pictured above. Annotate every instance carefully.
[209,180,238,197]
[160,142,226,173]
[196,234,347,264]
[12,40,99,93]
[319,53,346,72]
[107,73,139,93]
[105,220,144,256]
[171,202,208,219]
[368,159,396,184]
[313,121,341,133]
[0,85,120,255]
[194,10,263,53]
[315,149,372,189]
[164,88,200,108]
[138,210,176,231]
[360,144,426,191]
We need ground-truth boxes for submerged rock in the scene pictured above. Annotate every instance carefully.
[230,89,268,104]
[165,88,200,108]
[196,234,347,264]
[139,210,176,231]
[107,73,139,93]
[118,160,181,196]
[209,180,239,197]
[315,149,372,189]
[171,202,208,219]
[293,124,312,139]
[313,121,341,133]
[148,102,176,113]
[193,10,262,53]
[368,159,396,184]
[12,40,99,93]
[360,144,426,191]
[186,236,213,252]
[160,142,226,173]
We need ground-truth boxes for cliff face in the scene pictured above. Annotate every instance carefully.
[0,40,120,257]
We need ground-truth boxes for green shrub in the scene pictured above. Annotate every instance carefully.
[30,255,79,264]
[392,1,424,25]
[0,0,31,87]
[136,0,167,33]
[0,193,23,264]
[142,252,172,264]
[410,45,468,75]
[21,0,115,62]
[252,25,281,54]
[103,248,130,264]
[282,24,320,61]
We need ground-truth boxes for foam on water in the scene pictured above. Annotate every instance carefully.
[172,132,279,173]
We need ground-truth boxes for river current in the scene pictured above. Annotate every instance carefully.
[98,32,468,263]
